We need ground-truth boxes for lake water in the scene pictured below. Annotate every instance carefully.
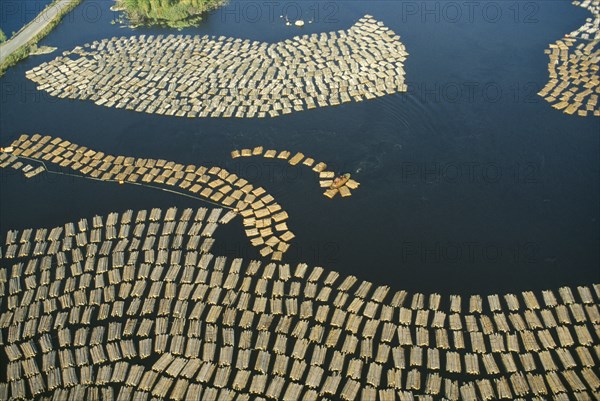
[0,0,54,37]
[0,0,598,296]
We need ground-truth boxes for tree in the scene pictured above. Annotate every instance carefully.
[0,29,7,43]
[117,0,225,27]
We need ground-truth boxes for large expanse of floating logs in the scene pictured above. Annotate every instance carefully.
[538,0,600,117]
[0,208,598,400]
[24,15,408,118]
[1,134,295,261]
[231,147,361,199]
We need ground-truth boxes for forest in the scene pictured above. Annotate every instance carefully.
[117,0,226,27]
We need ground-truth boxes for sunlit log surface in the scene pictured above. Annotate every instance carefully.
[538,0,600,117]
[1,134,297,261]
[231,147,361,199]
[25,16,408,119]
[0,204,598,400]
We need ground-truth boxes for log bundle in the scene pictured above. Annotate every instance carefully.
[0,208,598,400]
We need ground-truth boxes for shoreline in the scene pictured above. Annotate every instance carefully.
[0,0,83,76]
[115,0,226,29]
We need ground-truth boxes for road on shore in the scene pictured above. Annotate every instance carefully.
[0,0,74,64]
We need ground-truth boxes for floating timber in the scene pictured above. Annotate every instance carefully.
[231,147,361,199]
[25,16,409,119]
[1,134,299,261]
[538,0,600,117]
[0,206,599,400]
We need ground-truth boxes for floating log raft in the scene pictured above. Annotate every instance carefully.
[0,205,599,401]
[25,16,408,119]
[570,0,600,41]
[538,0,600,117]
[3,134,299,261]
[231,147,361,199]
[0,151,45,178]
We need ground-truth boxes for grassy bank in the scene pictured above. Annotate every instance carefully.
[0,0,82,77]
[117,0,226,28]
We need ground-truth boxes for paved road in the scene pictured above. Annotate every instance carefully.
[0,0,74,64]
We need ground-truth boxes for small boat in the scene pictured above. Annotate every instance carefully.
[330,173,351,189]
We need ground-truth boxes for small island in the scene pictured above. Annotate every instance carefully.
[116,0,227,28]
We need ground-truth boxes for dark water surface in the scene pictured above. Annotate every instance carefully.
[1,0,598,296]
[0,0,54,37]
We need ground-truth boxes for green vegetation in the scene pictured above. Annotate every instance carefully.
[0,0,83,77]
[0,46,31,75]
[30,45,58,55]
[117,0,226,28]
[0,29,6,43]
